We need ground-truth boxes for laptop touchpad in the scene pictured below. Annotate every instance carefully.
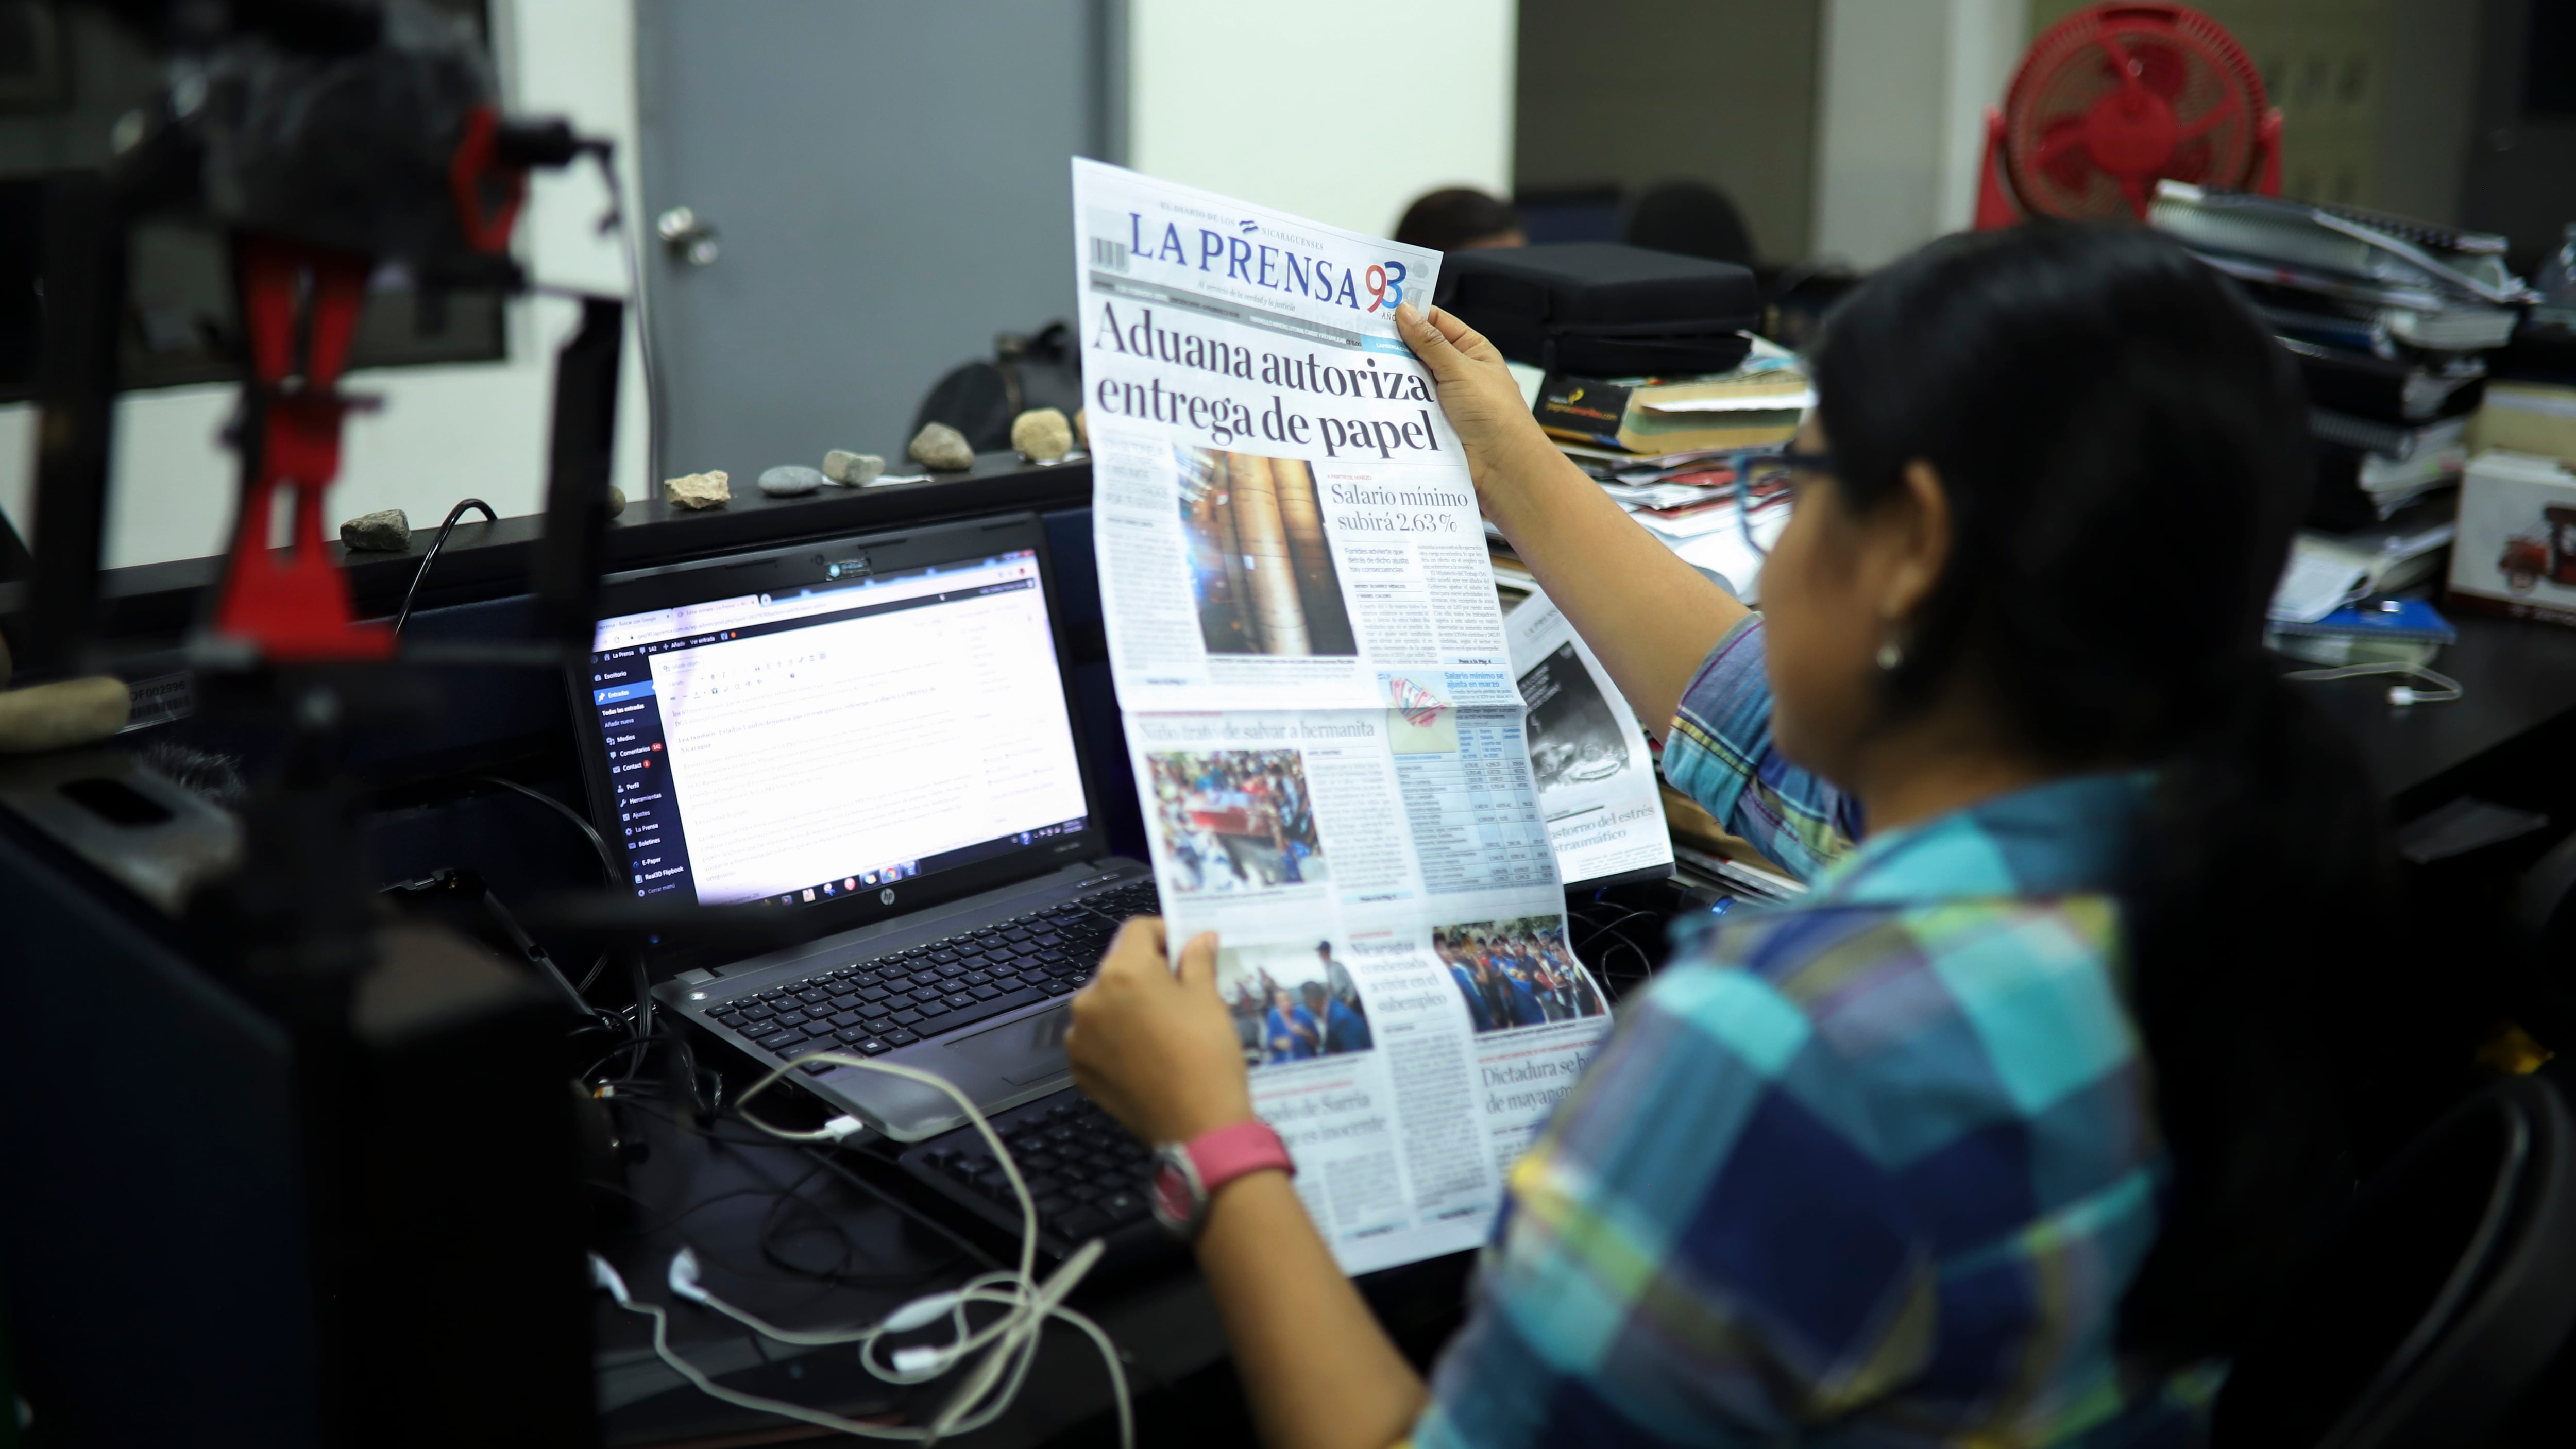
[945,1004,1074,1085]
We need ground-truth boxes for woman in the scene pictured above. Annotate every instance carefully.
[1065,224,2408,1447]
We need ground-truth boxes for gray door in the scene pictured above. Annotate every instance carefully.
[634,0,1121,485]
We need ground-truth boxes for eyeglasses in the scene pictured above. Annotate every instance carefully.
[1732,445,1834,560]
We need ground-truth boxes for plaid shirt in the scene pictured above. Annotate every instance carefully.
[1414,618,2210,1448]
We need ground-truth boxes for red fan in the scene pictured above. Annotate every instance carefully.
[1975,2,2281,228]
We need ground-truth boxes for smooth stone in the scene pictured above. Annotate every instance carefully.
[606,485,626,517]
[759,464,828,497]
[665,470,731,509]
[822,449,884,486]
[1010,407,1074,464]
[339,508,410,552]
[0,676,131,753]
[908,422,975,471]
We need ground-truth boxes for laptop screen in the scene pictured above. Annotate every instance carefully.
[583,544,1091,909]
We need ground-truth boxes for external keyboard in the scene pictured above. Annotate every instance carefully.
[900,1091,1162,1253]
[700,879,1161,1073]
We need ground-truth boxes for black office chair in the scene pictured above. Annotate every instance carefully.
[2212,1073,2576,1448]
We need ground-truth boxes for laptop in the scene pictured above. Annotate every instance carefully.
[570,512,1156,1140]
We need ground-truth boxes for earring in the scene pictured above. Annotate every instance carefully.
[1875,639,1904,671]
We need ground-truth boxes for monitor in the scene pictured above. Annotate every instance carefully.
[574,517,1099,930]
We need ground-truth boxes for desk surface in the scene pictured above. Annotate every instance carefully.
[2293,610,2576,815]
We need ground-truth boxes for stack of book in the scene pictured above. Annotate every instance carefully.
[1486,340,1808,603]
[2151,180,2535,530]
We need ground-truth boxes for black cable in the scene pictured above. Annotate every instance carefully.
[477,775,622,884]
[800,1145,1006,1275]
[629,948,655,1046]
[392,497,498,636]
[472,774,622,1002]
[480,879,622,1024]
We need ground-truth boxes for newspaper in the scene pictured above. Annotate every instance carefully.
[1504,592,1673,884]
[1073,160,1615,1274]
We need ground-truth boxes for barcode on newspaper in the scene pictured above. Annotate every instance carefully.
[1090,236,1128,272]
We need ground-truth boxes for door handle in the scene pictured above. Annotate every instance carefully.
[656,206,721,266]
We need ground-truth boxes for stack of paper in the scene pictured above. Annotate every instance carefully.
[2152,180,2533,530]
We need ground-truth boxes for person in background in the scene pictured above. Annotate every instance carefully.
[1303,981,1372,1055]
[1263,986,1319,1064]
[1436,934,1490,1031]
[1393,187,1524,253]
[1624,178,1755,267]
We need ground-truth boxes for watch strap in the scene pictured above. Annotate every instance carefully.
[1184,1119,1294,1196]
[1151,1119,1293,1238]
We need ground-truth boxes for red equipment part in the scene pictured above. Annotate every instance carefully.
[208,109,534,661]
[447,105,530,255]
[1975,2,2281,229]
[209,237,394,660]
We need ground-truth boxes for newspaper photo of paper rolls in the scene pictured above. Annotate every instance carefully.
[1177,447,1360,657]
[1146,747,1329,893]
[1432,917,1605,1034]
[1216,938,1374,1068]
[1518,641,1632,795]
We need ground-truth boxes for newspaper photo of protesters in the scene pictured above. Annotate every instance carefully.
[1176,446,1359,657]
[1432,916,1605,1034]
[1217,939,1374,1067]
[1518,641,1632,796]
[1147,747,1328,893]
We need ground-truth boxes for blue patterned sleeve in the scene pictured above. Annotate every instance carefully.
[1410,960,1932,1448]
[1659,617,1858,882]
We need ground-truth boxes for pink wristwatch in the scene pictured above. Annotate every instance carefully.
[1149,1120,1294,1239]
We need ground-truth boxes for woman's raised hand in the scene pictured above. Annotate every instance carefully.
[1065,917,1255,1146]
[1395,303,1557,507]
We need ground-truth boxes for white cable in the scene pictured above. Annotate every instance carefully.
[590,1050,1132,1446]
[2282,661,2463,706]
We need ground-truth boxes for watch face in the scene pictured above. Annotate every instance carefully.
[1150,1156,1196,1234]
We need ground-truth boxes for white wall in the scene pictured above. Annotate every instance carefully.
[1810,0,2022,268]
[0,0,649,571]
[1127,0,1517,239]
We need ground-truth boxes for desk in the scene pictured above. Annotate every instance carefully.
[2293,610,2576,820]
[13,481,2576,1445]
[589,1095,1230,1447]
[588,1074,1478,1448]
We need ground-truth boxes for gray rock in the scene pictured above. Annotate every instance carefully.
[822,449,885,486]
[759,464,828,497]
[665,470,732,510]
[908,422,975,472]
[339,507,410,552]
[605,485,627,517]
[1011,407,1074,463]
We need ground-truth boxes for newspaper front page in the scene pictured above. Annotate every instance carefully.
[1073,160,1614,1273]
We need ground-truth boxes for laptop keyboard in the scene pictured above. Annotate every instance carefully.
[907,1092,1159,1248]
[702,878,1162,1073]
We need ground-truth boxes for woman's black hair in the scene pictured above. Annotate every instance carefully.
[1808,222,2408,1367]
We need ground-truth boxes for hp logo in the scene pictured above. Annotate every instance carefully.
[879,887,896,905]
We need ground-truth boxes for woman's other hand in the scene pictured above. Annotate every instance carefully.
[1066,917,1255,1146]
[1395,302,1557,507]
